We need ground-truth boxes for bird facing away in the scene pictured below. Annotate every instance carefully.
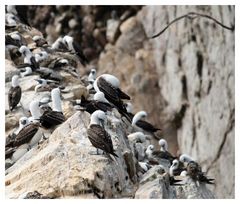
[87,110,118,158]
[180,154,215,184]
[63,35,89,66]
[131,111,161,133]
[94,74,131,121]
[40,88,65,129]
[8,75,21,111]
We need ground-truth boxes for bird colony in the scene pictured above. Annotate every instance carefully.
[5,5,215,199]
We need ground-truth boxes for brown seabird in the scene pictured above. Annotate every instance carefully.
[180,154,214,184]
[40,88,65,128]
[93,74,131,121]
[131,111,161,133]
[87,110,118,158]
[8,75,21,111]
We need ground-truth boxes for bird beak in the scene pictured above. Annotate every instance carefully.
[99,119,105,129]
[34,79,42,84]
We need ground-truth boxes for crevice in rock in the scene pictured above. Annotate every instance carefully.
[191,112,197,149]
[181,75,188,100]
[206,108,235,173]
[172,103,188,129]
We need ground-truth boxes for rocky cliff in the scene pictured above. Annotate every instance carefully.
[5,5,234,198]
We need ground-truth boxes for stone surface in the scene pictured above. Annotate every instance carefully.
[137,5,234,198]
[5,112,136,198]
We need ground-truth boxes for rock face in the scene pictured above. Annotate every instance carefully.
[5,5,234,199]
[5,111,136,198]
[5,111,215,199]
[138,5,235,198]
[98,5,234,198]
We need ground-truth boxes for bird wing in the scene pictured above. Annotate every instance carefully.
[40,111,65,128]
[72,41,89,66]
[87,124,114,154]
[13,123,39,146]
[97,77,119,102]
[8,86,21,110]
[30,56,39,70]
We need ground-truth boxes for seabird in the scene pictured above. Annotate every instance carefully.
[138,161,152,173]
[33,35,48,47]
[87,110,118,158]
[51,37,68,51]
[5,117,29,159]
[75,92,113,114]
[5,13,17,27]
[169,159,186,176]
[34,78,61,92]
[5,33,22,48]
[94,74,131,121]
[40,88,65,128]
[7,5,30,26]
[7,100,45,162]
[19,45,39,70]
[131,111,161,133]
[127,132,147,143]
[20,66,32,77]
[180,154,214,184]
[145,144,176,164]
[168,161,183,185]
[158,139,176,163]
[63,35,89,66]
[8,75,21,111]
[35,51,48,63]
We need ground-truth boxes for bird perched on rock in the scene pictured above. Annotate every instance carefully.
[180,154,214,184]
[19,45,39,70]
[63,35,89,66]
[6,5,30,27]
[145,144,176,165]
[87,110,118,158]
[94,74,131,121]
[40,88,65,129]
[8,75,21,111]
[132,111,161,133]
[33,35,48,48]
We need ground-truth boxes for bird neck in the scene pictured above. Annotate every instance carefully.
[12,77,19,87]
[132,113,143,126]
[30,102,41,120]
[52,92,62,112]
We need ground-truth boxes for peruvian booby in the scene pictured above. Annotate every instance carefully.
[145,144,176,164]
[127,132,147,143]
[138,161,152,173]
[40,88,65,128]
[180,154,214,184]
[19,45,39,70]
[63,35,89,66]
[20,67,32,77]
[87,110,118,158]
[51,37,69,51]
[5,33,22,48]
[5,13,17,27]
[94,74,131,121]
[33,35,48,47]
[34,78,61,92]
[165,159,183,186]
[7,5,30,26]
[158,139,176,163]
[12,100,44,147]
[131,111,161,133]
[8,75,21,111]
[35,51,48,63]
[75,92,113,114]
[5,117,29,159]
